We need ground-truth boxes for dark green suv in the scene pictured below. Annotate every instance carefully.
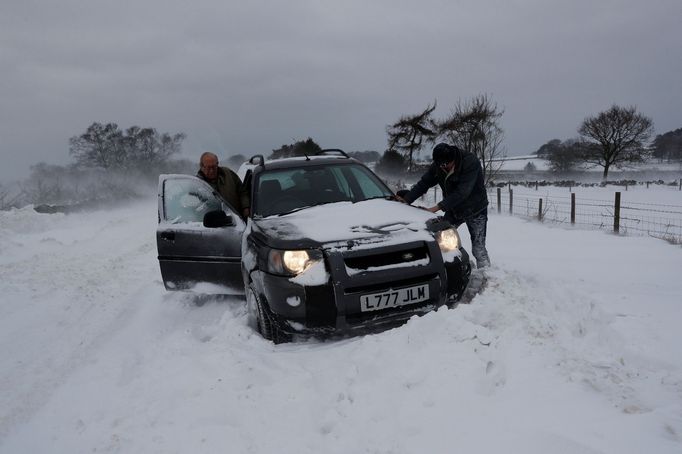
[156,151,471,343]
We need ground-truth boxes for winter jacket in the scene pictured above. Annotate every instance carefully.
[197,167,250,214]
[404,151,488,222]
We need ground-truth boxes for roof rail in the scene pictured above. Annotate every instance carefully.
[315,149,350,158]
[248,154,265,168]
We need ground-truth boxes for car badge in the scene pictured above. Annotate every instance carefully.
[402,252,415,261]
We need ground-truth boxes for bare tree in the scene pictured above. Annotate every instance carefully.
[0,182,23,210]
[578,105,654,180]
[538,138,583,173]
[69,123,124,169]
[270,138,322,159]
[386,101,437,171]
[652,128,682,163]
[153,131,186,167]
[70,123,185,171]
[535,139,562,158]
[436,94,506,184]
[375,149,407,176]
[227,154,247,168]
[124,126,155,169]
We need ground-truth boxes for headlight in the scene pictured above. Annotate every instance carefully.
[283,250,310,274]
[268,249,323,275]
[436,228,460,253]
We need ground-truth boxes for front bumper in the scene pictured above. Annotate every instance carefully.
[257,240,471,337]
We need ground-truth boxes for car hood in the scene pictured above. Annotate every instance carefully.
[250,199,445,250]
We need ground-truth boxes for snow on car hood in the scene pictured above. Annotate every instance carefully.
[252,199,440,250]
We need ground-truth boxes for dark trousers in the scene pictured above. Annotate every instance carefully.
[449,209,490,268]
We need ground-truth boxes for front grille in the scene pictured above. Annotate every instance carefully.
[343,273,438,295]
[344,245,429,271]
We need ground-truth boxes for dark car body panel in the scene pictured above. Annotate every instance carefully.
[156,174,245,293]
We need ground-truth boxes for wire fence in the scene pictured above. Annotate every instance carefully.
[487,186,682,245]
[387,177,682,245]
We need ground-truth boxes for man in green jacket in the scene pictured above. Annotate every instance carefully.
[197,152,250,218]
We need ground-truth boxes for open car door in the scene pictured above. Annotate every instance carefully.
[156,174,246,294]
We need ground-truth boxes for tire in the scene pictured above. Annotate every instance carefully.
[248,287,291,344]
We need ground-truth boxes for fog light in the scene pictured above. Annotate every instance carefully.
[286,296,301,307]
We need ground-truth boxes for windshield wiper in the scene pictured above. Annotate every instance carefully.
[275,198,357,216]
[275,202,327,216]
[356,195,396,203]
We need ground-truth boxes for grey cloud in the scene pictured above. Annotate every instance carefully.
[1,0,681,181]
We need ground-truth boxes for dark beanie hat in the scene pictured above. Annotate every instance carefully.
[432,143,462,166]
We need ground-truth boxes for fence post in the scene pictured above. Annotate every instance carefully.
[509,189,513,215]
[535,181,538,190]
[497,187,501,214]
[538,198,543,221]
[646,181,650,189]
[614,192,621,233]
[571,193,575,224]
[434,186,437,202]
[679,179,681,191]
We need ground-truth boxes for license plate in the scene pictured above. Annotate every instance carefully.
[360,284,429,312]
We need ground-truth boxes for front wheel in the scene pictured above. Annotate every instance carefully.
[248,286,291,344]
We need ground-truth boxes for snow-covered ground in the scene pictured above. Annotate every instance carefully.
[1,196,681,453]
[495,155,682,173]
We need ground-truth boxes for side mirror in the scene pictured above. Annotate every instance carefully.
[203,210,234,228]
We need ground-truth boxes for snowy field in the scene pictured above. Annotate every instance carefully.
[495,184,682,243]
[1,195,681,453]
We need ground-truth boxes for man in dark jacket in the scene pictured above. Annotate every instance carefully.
[197,152,250,218]
[400,143,491,268]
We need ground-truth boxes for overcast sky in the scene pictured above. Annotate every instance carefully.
[1,0,680,182]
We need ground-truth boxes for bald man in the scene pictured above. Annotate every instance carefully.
[197,152,250,218]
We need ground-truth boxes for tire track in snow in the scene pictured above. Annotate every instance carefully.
[0,200,159,441]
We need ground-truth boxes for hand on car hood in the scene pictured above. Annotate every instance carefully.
[252,199,439,249]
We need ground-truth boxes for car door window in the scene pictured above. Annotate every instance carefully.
[163,178,225,223]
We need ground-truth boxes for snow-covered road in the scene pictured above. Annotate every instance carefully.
[1,196,680,453]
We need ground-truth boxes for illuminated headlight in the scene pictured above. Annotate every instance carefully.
[436,228,460,253]
[268,249,323,275]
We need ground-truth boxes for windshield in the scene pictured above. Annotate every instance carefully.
[254,163,393,217]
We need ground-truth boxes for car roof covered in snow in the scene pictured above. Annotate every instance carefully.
[242,154,360,177]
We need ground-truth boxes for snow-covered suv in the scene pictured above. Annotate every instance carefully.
[156,151,471,342]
